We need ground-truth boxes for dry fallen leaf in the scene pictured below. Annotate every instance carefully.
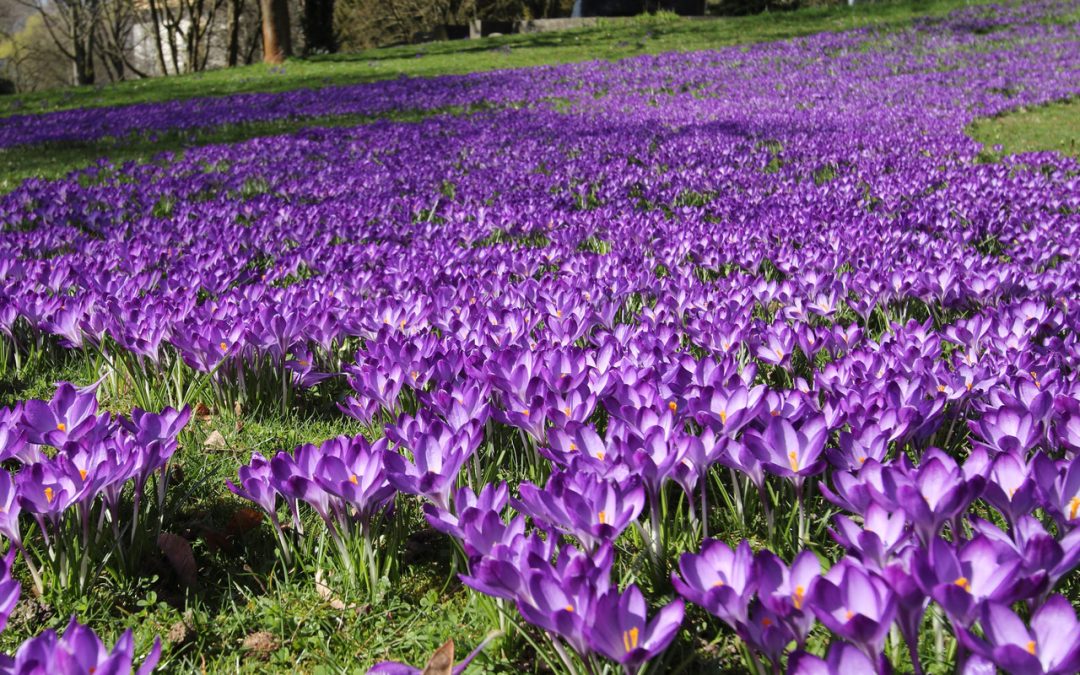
[421,640,454,675]
[242,631,278,660]
[314,569,349,611]
[226,507,264,536]
[157,532,199,589]
[203,430,226,450]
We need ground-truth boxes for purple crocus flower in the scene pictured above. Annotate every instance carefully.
[0,549,19,634]
[314,436,395,523]
[671,538,756,627]
[514,471,644,551]
[226,452,278,516]
[755,549,820,645]
[883,449,984,544]
[744,415,828,484]
[0,472,22,547]
[20,382,104,447]
[806,559,896,660]
[913,536,1024,627]
[515,567,599,657]
[384,419,477,510]
[585,584,684,670]
[969,407,1041,455]
[959,594,1080,675]
[0,617,161,675]
[830,503,909,571]
[789,641,881,674]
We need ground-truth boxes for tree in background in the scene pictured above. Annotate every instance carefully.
[260,0,291,63]
[15,0,101,85]
[93,0,148,80]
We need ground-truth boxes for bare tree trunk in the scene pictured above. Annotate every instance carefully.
[226,0,244,66]
[259,0,291,63]
[146,0,170,75]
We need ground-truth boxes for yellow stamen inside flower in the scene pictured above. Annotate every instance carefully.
[79,469,88,480]
[719,410,727,424]
[1026,641,1036,655]
[564,605,574,613]
[954,577,970,592]
[57,422,66,432]
[522,409,530,416]
[770,410,780,417]
[966,382,973,392]
[937,385,946,393]
[712,580,725,588]
[569,443,578,452]
[793,585,805,610]
[858,456,867,465]
[298,360,310,367]
[44,487,54,503]
[623,627,640,652]
[762,618,772,627]
[845,610,854,621]
[788,452,799,472]
[349,475,358,485]
[556,309,563,318]
[1069,496,1080,520]
[597,452,605,461]
[220,342,228,352]
[775,348,783,359]
[411,371,419,380]
[598,511,607,525]
[668,401,677,412]
[564,407,571,417]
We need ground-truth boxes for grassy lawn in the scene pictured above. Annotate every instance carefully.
[968,96,1080,158]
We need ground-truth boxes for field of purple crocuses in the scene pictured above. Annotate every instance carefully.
[1,1,1079,672]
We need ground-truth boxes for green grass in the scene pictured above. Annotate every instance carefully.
[968,96,1080,158]
[0,0,1005,192]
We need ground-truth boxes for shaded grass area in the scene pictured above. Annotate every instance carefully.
[968,96,1080,159]
[0,104,488,193]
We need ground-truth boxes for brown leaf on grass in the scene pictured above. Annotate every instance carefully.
[157,533,199,589]
[196,526,231,554]
[203,430,226,450]
[422,640,454,675]
[241,631,278,660]
[194,403,212,423]
[226,507,264,536]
